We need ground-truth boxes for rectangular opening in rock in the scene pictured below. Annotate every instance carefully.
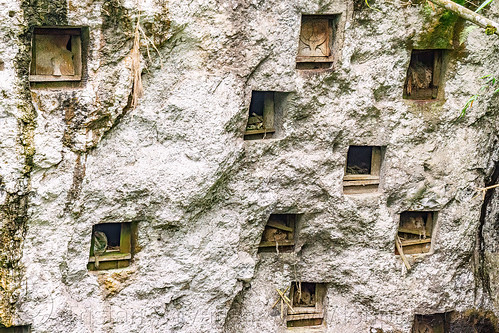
[0,326,31,333]
[30,27,82,82]
[296,15,340,70]
[287,282,326,328]
[244,91,275,140]
[87,222,136,270]
[404,49,443,100]
[412,313,449,333]
[395,211,434,255]
[343,146,382,194]
[258,214,296,253]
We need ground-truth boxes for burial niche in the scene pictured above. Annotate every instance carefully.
[404,49,444,100]
[29,27,83,82]
[287,282,326,328]
[343,146,382,194]
[244,91,275,140]
[395,211,434,255]
[258,214,296,253]
[296,15,340,70]
[411,313,449,333]
[87,222,136,270]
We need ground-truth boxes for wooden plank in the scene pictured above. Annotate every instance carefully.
[291,307,322,314]
[343,174,380,181]
[395,236,412,270]
[29,74,82,82]
[371,146,381,176]
[400,238,431,246]
[433,51,442,87]
[258,240,294,248]
[398,228,431,237]
[120,222,132,254]
[88,253,131,263]
[89,228,95,257]
[88,259,130,271]
[296,56,334,63]
[426,212,433,237]
[402,243,431,254]
[72,35,82,76]
[343,184,379,194]
[31,32,36,76]
[244,128,275,135]
[34,28,81,35]
[343,179,380,186]
[287,215,295,240]
[287,313,324,321]
[263,92,274,130]
[266,221,293,232]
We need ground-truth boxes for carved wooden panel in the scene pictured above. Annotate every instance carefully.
[298,18,330,58]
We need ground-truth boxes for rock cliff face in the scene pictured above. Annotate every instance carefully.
[0,0,499,332]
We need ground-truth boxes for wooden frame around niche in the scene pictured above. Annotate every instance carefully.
[395,211,435,255]
[258,214,296,252]
[29,27,82,82]
[287,282,326,328]
[244,91,276,140]
[404,49,444,100]
[343,146,382,194]
[296,14,340,70]
[87,222,137,270]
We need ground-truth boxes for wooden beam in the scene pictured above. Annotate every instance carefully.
[395,236,412,271]
[29,74,82,82]
[88,253,131,263]
[34,28,81,35]
[291,307,322,314]
[258,240,294,248]
[343,174,380,181]
[371,146,382,176]
[287,313,324,321]
[266,221,294,232]
[400,238,431,246]
[244,128,275,135]
[343,179,380,186]
[398,227,431,237]
[428,0,499,35]
[263,92,275,130]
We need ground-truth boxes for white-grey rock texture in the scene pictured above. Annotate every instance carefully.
[0,0,499,332]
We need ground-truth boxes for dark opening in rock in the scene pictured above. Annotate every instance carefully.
[347,146,373,175]
[404,49,444,100]
[412,313,449,333]
[396,211,435,255]
[244,91,275,140]
[258,214,297,253]
[88,222,136,270]
[287,282,326,328]
[344,146,383,194]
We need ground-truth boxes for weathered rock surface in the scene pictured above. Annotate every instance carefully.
[0,0,498,332]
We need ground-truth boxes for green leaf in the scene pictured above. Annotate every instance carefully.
[365,0,382,12]
[475,0,494,12]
